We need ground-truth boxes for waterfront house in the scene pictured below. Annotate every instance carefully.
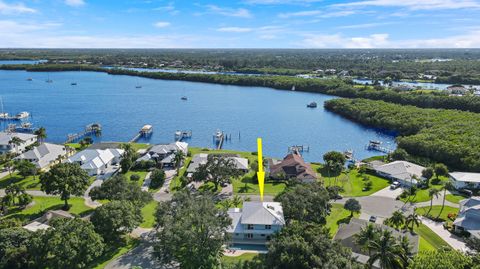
[453,197,480,239]
[227,202,285,246]
[373,160,426,187]
[446,85,468,95]
[0,132,37,155]
[15,143,69,170]
[136,141,188,168]
[268,153,317,183]
[23,210,74,232]
[450,172,480,190]
[186,153,248,179]
[334,218,419,268]
[67,148,124,176]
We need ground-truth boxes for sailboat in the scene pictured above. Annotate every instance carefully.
[45,73,53,83]
[0,97,8,120]
[291,85,296,91]
[135,78,142,88]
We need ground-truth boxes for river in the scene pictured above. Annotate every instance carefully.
[0,69,396,161]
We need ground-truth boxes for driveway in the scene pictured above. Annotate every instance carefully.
[370,186,404,199]
[420,216,469,252]
[336,195,412,219]
[153,169,176,202]
[104,243,172,269]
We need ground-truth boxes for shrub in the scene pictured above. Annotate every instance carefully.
[150,169,166,189]
[448,212,458,221]
[130,174,141,181]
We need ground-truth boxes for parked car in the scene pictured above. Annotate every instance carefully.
[369,216,377,223]
[390,181,401,189]
[459,189,473,197]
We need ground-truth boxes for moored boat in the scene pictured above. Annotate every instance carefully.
[307,102,317,108]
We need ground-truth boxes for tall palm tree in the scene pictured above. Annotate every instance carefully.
[34,127,47,143]
[438,181,454,219]
[231,195,243,208]
[385,211,405,230]
[173,150,185,174]
[405,212,421,231]
[428,188,440,214]
[8,136,23,154]
[398,235,412,267]
[368,229,405,269]
[355,224,379,257]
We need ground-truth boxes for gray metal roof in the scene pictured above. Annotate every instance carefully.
[0,132,36,146]
[16,143,67,168]
[240,202,285,226]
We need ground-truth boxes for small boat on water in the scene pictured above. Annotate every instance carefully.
[45,79,53,83]
[71,82,77,86]
[181,96,188,101]
[0,113,9,119]
[291,85,296,91]
[26,78,33,81]
[16,112,30,119]
[135,85,142,88]
[307,102,317,108]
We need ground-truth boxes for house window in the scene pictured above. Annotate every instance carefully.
[247,224,254,230]
[246,234,253,239]
[265,225,272,230]
[261,234,265,237]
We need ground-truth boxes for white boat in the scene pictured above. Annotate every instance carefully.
[291,85,296,91]
[214,130,223,142]
[15,112,30,119]
[307,102,317,108]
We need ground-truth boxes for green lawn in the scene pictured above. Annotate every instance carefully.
[400,177,449,203]
[124,170,148,187]
[315,165,390,197]
[221,253,260,265]
[1,196,92,224]
[233,172,287,196]
[414,223,451,250]
[131,143,150,151]
[0,173,41,190]
[415,205,459,222]
[327,203,359,236]
[446,193,469,204]
[140,200,158,228]
[91,239,140,269]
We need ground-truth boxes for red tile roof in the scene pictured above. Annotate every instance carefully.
[269,153,317,181]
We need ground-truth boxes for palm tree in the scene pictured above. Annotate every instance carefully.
[428,188,440,214]
[173,150,185,174]
[405,212,421,231]
[438,181,454,219]
[385,211,405,230]
[231,195,243,208]
[368,229,405,269]
[398,235,413,267]
[8,136,23,154]
[355,224,379,257]
[34,127,47,143]
[4,159,13,178]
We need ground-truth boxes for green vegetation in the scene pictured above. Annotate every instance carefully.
[1,196,92,223]
[415,206,459,222]
[414,223,451,250]
[124,170,148,187]
[325,98,480,171]
[446,194,468,203]
[327,203,359,235]
[91,239,139,269]
[221,253,259,265]
[0,173,40,190]
[140,200,157,228]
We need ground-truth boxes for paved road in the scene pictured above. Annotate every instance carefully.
[104,242,173,269]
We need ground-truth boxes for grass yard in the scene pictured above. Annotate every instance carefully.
[327,203,359,236]
[233,172,287,196]
[140,200,158,228]
[314,165,390,197]
[131,143,150,151]
[415,205,459,222]
[123,170,148,187]
[400,177,450,203]
[91,239,140,269]
[1,196,92,224]
[0,173,41,190]
[446,193,469,204]
[221,253,260,265]
[414,223,451,250]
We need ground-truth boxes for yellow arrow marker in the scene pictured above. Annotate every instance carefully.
[257,138,265,201]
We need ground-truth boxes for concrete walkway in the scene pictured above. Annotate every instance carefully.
[141,172,152,192]
[420,216,469,252]
[83,179,103,208]
[153,170,176,202]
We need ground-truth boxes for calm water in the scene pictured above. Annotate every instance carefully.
[353,78,479,90]
[0,60,47,65]
[0,70,396,161]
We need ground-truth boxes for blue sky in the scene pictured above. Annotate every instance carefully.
[1,0,480,48]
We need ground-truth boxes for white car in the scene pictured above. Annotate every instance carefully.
[390,181,401,189]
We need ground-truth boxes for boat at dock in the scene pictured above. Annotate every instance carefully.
[307,102,317,108]
[344,150,354,161]
[366,140,393,154]
[16,112,29,119]
[175,130,192,141]
[214,130,223,143]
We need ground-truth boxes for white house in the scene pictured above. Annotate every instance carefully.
[453,197,480,239]
[136,141,188,168]
[186,153,249,178]
[449,172,480,190]
[15,143,68,170]
[227,202,285,246]
[374,160,426,186]
[67,148,124,176]
[0,132,37,155]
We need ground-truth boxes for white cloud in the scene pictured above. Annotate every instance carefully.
[278,9,357,18]
[301,33,389,48]
[337,22,393,29]
[205,5,252,18]
[0,20,61,34]
[0,0,36,14]
[244,0,323,4]
[217,27,252,33]
[332,0,480,10]
[65,0,85,7]
[153,21,171,28]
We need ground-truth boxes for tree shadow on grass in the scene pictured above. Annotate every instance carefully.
[337,215,354,226]
[0,175,24,188]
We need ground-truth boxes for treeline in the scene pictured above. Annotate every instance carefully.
[324,98,480,171]
[4,63,480,113]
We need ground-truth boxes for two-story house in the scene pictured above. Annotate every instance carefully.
[227,202,285,246]
[136,141,188,168]
[0,132,37,155]
[453,197,480,239]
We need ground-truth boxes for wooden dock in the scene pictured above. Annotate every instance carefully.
[288,145,310,154]
[65,123,101,144]
[366,141,393,154]
[175,130,192,141]
[130,125,153,143]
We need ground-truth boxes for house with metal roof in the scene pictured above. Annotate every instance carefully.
[23,210,74,232]
[15,143,69,170]
[268,153,317,183]
[453,197,480,239]
[136,141,188,168]
[186,153,249,178]
[449,172,480,190]
[373,160,426,187]
[0,132,37,155]
[67,148,124,176]
[227,202,285,246]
